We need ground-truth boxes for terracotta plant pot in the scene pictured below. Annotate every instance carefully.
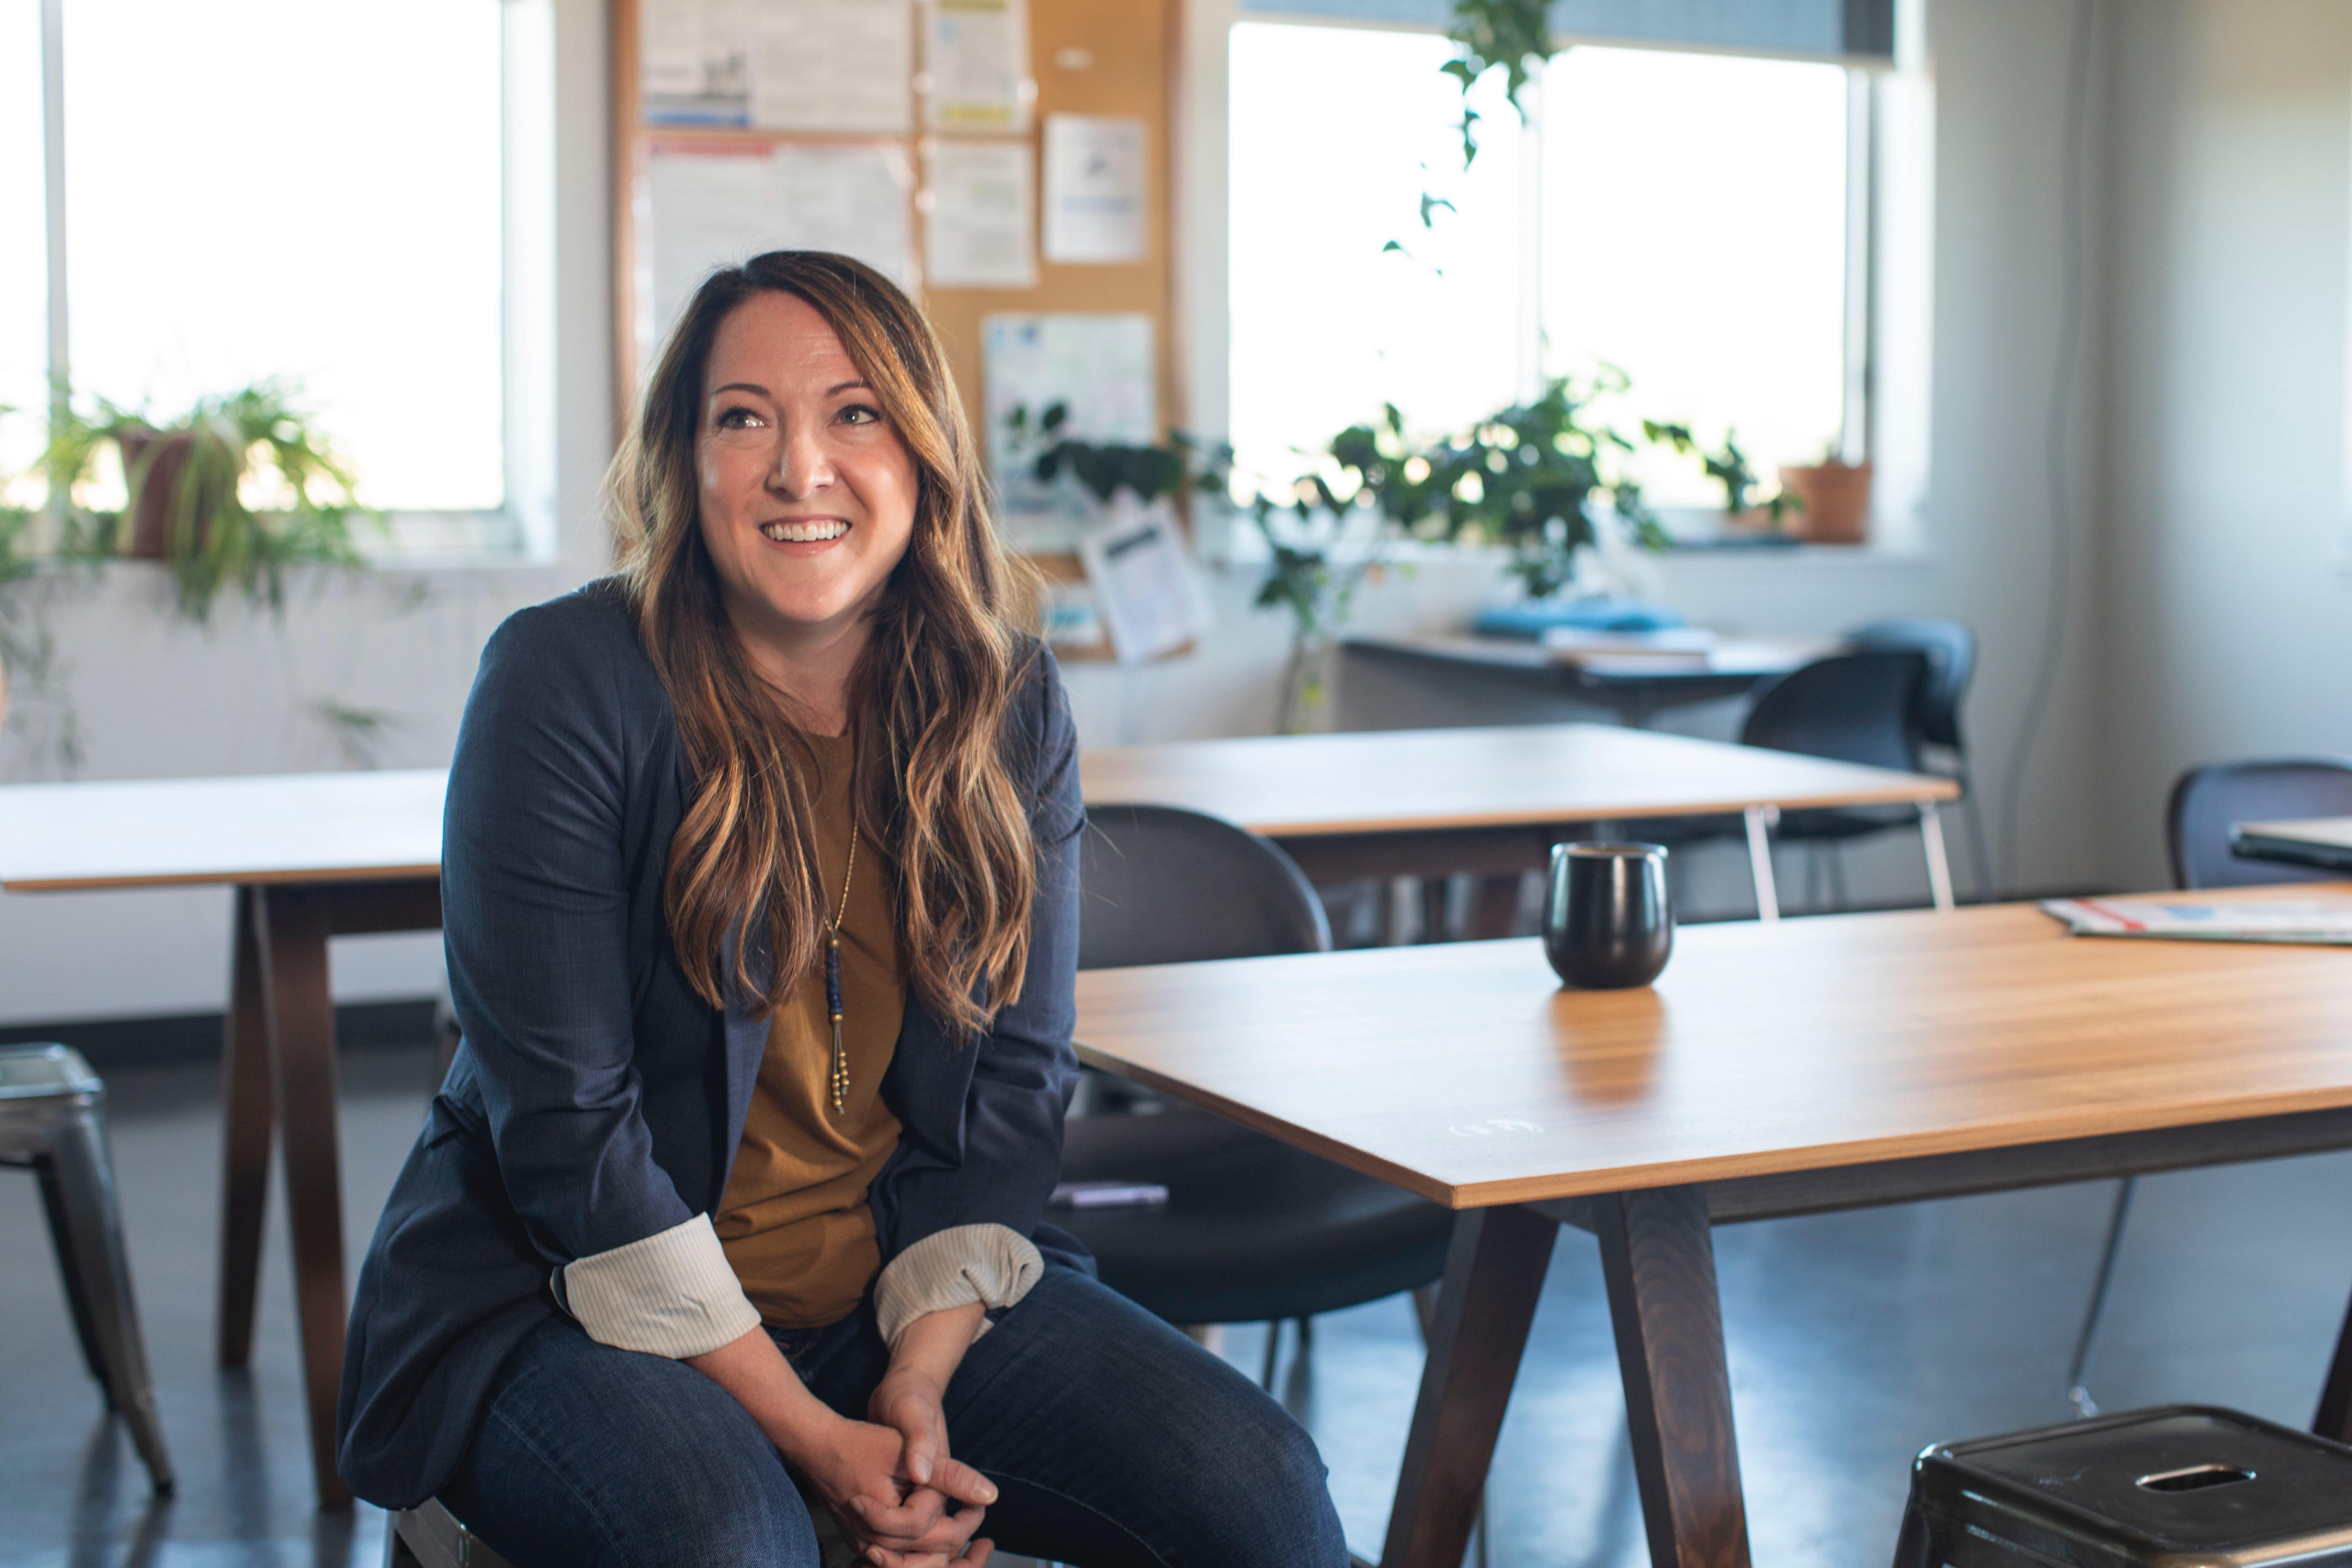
[112,428,197,560]
[1776,461,1872,544]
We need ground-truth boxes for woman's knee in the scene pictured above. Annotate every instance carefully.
[1189,1399,1348,1564]
[448,1322,822,1568]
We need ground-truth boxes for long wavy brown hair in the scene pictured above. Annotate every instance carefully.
[609,251,1037,1036]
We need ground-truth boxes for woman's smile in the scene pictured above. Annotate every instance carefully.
[758,515,853,547]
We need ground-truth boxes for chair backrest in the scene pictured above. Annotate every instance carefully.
[1847,617,1976,751]
[2166,758,2352,889]
[1078,803,1332,969]
[1738,650,1929,775]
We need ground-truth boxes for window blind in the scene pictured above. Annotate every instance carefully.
[1238,0,1896,65]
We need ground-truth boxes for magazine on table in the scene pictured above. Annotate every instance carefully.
[2040,894,2352,945]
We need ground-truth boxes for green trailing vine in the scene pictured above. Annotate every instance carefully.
[1442,0,1554,167]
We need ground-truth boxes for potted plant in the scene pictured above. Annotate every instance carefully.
[43,382,374,623]
[1776,454,1871,544]
[1643,421,1803,534]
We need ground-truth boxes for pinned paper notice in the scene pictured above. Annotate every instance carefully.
[923,140,1036,289]
[924,0,1032,131]
[1079,495,1209,665]
[751,0,912,133]
[642,144,914,364]
[640,0,751,125]
[1042,114,1146,264]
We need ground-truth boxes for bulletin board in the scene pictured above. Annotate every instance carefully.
[609,0,1185,657]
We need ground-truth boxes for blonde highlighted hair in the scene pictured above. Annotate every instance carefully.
[609,251,1037,1036]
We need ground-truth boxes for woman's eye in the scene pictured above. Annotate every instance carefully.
[839,404,882,426]
[714,406,763,430]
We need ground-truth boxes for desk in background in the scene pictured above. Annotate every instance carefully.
[2235,817,2352,874]
[1339,632,1836,730]
[1073,891,2352,1568]
[1083,721,1961,926]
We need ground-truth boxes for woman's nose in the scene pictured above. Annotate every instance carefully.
[771,426,834,497]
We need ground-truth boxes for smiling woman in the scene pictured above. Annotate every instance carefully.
[336,251,1351,1568]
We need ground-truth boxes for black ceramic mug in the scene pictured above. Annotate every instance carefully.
[1542,842,1673,989]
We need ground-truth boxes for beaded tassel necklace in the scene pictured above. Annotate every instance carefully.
[822,810,857,1115]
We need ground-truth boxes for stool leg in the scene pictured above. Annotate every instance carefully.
[1889,1502,1932,1568]
[2067,1177,2136,1417]
[33,1155,114,1399]
[46,1102,175,1494]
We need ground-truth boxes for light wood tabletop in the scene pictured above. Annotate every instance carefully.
[0,770,446,891]
[1078,721,1958,839]
[1073,891,2352,1209]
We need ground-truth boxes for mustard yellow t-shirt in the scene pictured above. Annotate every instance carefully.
[714,726,906,1329]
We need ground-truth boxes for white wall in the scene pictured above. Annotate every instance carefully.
[0,0,2134,1025]
[2098,0,2352,890]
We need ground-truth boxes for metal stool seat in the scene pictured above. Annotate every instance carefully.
[0,1043,173,1493]
[388,1494,868,1567]
[1894,1405,2352,1567]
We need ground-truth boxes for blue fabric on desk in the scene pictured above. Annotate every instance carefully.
[1471,597,1686,640]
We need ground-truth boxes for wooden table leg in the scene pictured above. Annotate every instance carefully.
[1469,875,1524,940]
[1379,1205,1558,1568]
[217,885,275,1369]
[1595,1185,1751,1568]
[2312,1285,2352,1441]
[253,886,354,1509]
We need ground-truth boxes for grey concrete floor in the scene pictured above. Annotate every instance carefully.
[6,1042,2352,1567]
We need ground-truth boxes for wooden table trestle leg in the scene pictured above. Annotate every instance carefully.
[1595,1185,1752,1568]
[253,885,354,1509]
[1379,1205,1560,1568]
[217,885,276,1370]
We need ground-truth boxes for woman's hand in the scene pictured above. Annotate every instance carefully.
[796,1409,995,1567]
[685,1326,991,1565]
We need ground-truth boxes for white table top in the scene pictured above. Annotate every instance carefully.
[2238,816,2352,851]
[0,723,1959,892]
[1081,722,1958,839]
[0,770,447,891]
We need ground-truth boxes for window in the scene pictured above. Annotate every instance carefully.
[1,2,45,481]
[1541,46,1853,504]
[1229,22,1863,516]
[1227,22,1521,488]
[13,0,553,552]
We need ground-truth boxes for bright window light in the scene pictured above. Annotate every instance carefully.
[0,0,44,480]
[1228,22,1522,490]
[60,0,505,513]
[1541,46,1849,503]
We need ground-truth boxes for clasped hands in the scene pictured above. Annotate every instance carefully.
[798,1364,995,1568]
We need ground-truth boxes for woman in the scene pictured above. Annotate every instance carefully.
[336,252,1350,1568]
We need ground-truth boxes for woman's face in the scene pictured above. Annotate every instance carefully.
[694,290,919,652]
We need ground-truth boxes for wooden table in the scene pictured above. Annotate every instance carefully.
[1341,633,1835,727]
[2235,816,2352,875]
[1082,722,1962,924]
[1072,894,2352,1568]
[0,771,444,1507]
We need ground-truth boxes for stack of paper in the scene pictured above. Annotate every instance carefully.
[2040,896,2352,945]
[1540,626,1718,671]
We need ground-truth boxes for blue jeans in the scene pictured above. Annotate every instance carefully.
[439,1264,1351,1567]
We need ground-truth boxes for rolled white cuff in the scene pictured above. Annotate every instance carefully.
[874,1224,1044,1350]
[555,1213,762,1359]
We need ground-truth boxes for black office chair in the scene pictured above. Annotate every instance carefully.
[1063,804,1455,1382]
[2066,758,2352,1415]
[1848,618,1992,899]
[1635,650,1932,914]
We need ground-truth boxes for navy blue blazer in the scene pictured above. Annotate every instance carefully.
[335,579,1086,1508]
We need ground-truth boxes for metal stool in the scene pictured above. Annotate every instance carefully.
[1893,1405,2352,1567]
[0,1043,173,1494]
[386,1500,514,1568]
